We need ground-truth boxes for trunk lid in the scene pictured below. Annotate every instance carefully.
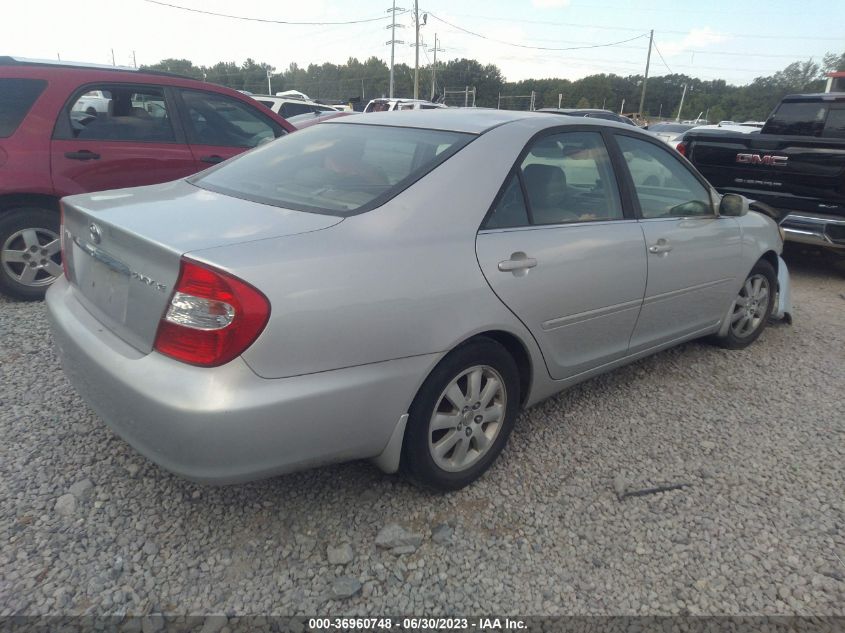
[62,179,342,353]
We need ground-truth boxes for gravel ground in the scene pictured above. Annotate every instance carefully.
[0,249,843,621]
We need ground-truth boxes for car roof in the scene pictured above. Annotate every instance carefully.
[326,108,648,135]
[781,92,845,102]
[0,56,190,80]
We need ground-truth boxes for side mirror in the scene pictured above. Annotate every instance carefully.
[719,193,748,217]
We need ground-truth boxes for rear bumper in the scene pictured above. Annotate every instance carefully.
[780,212,845,251]
[46,276,435,483]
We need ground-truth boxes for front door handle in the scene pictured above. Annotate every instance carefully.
[498,252,538,275]
[64,150,100,160]
[200,155,224,164]
[648,240,673,255]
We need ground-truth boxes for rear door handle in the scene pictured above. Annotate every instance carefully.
[498,252,538,275]
[200,155,224,164]
[64,150,100,160]
[648,240,673,254]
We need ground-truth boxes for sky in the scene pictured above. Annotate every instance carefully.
[3,0,843,86]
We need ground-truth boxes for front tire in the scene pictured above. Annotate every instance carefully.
[712,259,776,350]
[401,337,520,491]
[0,207,62,301]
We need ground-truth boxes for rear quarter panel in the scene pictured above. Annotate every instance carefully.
[185,120,549,384]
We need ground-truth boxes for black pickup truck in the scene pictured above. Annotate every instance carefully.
[680,93,845,265]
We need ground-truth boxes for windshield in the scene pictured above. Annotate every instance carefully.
[192,123,474,215]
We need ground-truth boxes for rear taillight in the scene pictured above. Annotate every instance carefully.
[676,141,688,157]
[153,258,270,367]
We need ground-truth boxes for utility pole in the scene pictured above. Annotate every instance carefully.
[429,34,444,101]
[558,93,563,108]
[111,48,115,66]
[413,0,419,99]
[386,1,405,99]
[638,29,653,117]
[132,50,137,69]
[266,69,272,94]
[676,83,688,121]
[620,98,625,115]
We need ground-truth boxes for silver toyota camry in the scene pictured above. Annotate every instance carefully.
[47,109,792,490]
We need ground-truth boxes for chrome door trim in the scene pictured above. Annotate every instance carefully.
[643,277,735,305]
[541,298,643,331]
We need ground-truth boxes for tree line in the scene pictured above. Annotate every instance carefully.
[143,51,845,122]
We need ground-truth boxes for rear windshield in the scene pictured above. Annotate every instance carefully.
[192,123,474,215]
[764,101,828,136]
[0,78,47,137]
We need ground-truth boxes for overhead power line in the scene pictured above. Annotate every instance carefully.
[446,12,845,41]
[652,39,673,74]
[142,0,392,25]
[424,11,649,52]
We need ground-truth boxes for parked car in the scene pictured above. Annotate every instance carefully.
[250,94,338,119]
[48,109,791,490]
[0,56,294,300]
[680,92,845,269]
[647,122,697,145]
[364,98,447,112]
[71,89,111,115]
[286,110,354,129]
[537,108,637,126]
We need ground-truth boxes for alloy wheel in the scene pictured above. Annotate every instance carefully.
[1,227,62,288]
[428,365,507,473]
[730,273,770,338]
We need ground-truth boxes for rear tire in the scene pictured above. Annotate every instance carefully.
[0,207,62,301]
[712,259,776,350]
[401,337,520,491]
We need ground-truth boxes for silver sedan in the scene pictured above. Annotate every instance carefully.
[47,110,791,490]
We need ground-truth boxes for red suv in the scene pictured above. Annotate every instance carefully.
[0,57,295,300]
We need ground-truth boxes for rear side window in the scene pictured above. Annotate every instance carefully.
[192,123,473,215]
[765,102,827,136]
[823,107,845,139]
[68,85,175,142]
[280,101,314,118]
[0,78,47,137]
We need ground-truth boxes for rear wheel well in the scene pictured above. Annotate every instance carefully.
[0,194,60,216]
[462,331,532,407]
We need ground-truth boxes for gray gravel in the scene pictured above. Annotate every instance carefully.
[0,250,843,617]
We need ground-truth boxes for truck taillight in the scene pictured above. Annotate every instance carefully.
[153,258,270,367]
[676,141,688,157]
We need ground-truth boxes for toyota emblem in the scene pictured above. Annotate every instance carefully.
[88,222,102,245]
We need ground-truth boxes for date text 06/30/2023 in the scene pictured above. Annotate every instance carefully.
[307,617,527,630]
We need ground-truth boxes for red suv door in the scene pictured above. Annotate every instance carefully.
[175,88,288,169]
[50,83,197,196]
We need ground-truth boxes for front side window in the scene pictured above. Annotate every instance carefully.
[180,89,282,147]
[0,78,47,138]
[519,131,623,225]
[616,135,713,219]
[192,123,473,215]
[69,85,174,142]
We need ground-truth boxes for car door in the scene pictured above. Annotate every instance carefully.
[613,133,743,352]
[175,88,286,168]
[51,84,197,196]
[476,129,648,380]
